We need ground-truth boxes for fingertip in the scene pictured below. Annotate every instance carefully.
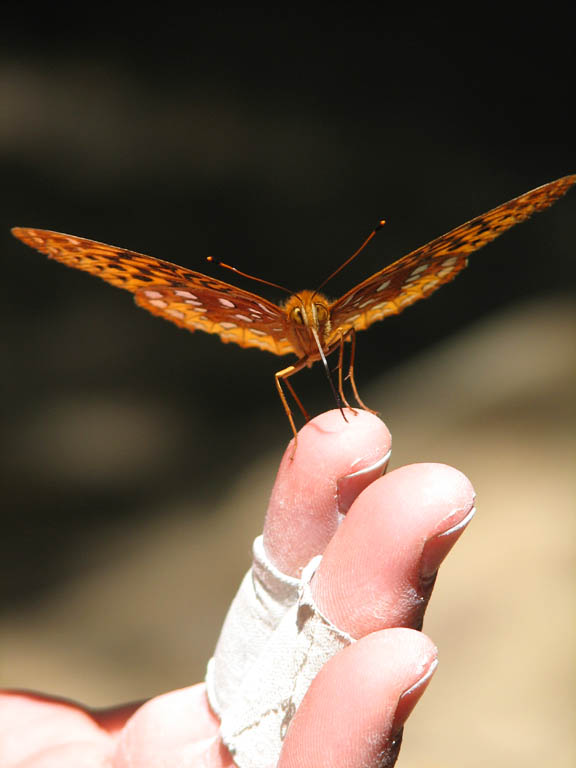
[264,409,391,576]
[346,461,476,531]
[335,627,438,697]
[279,628,438,768]
[286,408,391,472]
[382,463,476,532]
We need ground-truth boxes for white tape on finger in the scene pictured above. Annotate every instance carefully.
[208,548,354,768]
[206,535,300,717]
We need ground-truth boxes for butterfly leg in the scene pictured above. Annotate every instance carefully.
[284,377,310,422]
[346,329,379,415]
[275,361,309,452]
[336,332,356,413]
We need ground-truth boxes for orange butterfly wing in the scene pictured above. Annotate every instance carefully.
[328,175,576,339]
[12,175,575,359]
[135,284,293,355]
[11,228,294,356]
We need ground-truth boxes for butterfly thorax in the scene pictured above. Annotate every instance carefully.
[283,290,334,362]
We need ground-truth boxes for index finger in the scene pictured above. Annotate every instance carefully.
[263,409,391,577]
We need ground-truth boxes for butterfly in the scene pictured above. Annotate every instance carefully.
[12,175,575,443]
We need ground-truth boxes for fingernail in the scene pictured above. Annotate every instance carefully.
[390,657,439,736]
[337,449,391,515]
[377,659,438,766]
[419,505,476,582]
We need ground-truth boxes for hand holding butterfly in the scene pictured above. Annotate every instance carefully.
[0,410,475,768]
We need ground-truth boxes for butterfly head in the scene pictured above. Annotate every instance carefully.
[284,290,333,361]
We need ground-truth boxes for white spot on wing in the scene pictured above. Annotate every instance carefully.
[167,308,185,319]
[175,290,198,299]
[218,298,236,308]
[220,321,238,329]
[257,302,278,315]
[377,280,391,292]
[149,299,168,308]
[144,290,164,299]
[234,314,253,323]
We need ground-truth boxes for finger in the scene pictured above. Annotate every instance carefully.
[263,409,391,577]
[278,628,437,768]
[204,411,390,729]
[111,685,232,767]
[313,463,476,637]
[0,691,114,766]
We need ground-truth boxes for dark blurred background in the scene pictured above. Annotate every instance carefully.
[1,11,574,767]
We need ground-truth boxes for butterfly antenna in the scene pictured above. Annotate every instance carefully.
[207,256,294,296]
[311,219,386,300]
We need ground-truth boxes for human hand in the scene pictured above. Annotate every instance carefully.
[0,410,475,767]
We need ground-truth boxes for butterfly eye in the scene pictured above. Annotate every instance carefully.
[291,306,304,325]
[314,303,329,325]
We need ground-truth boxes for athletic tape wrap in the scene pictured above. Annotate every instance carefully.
[206,535,301,717]
[205,535,354,767]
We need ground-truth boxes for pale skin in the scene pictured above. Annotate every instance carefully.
[0,410,475,768]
